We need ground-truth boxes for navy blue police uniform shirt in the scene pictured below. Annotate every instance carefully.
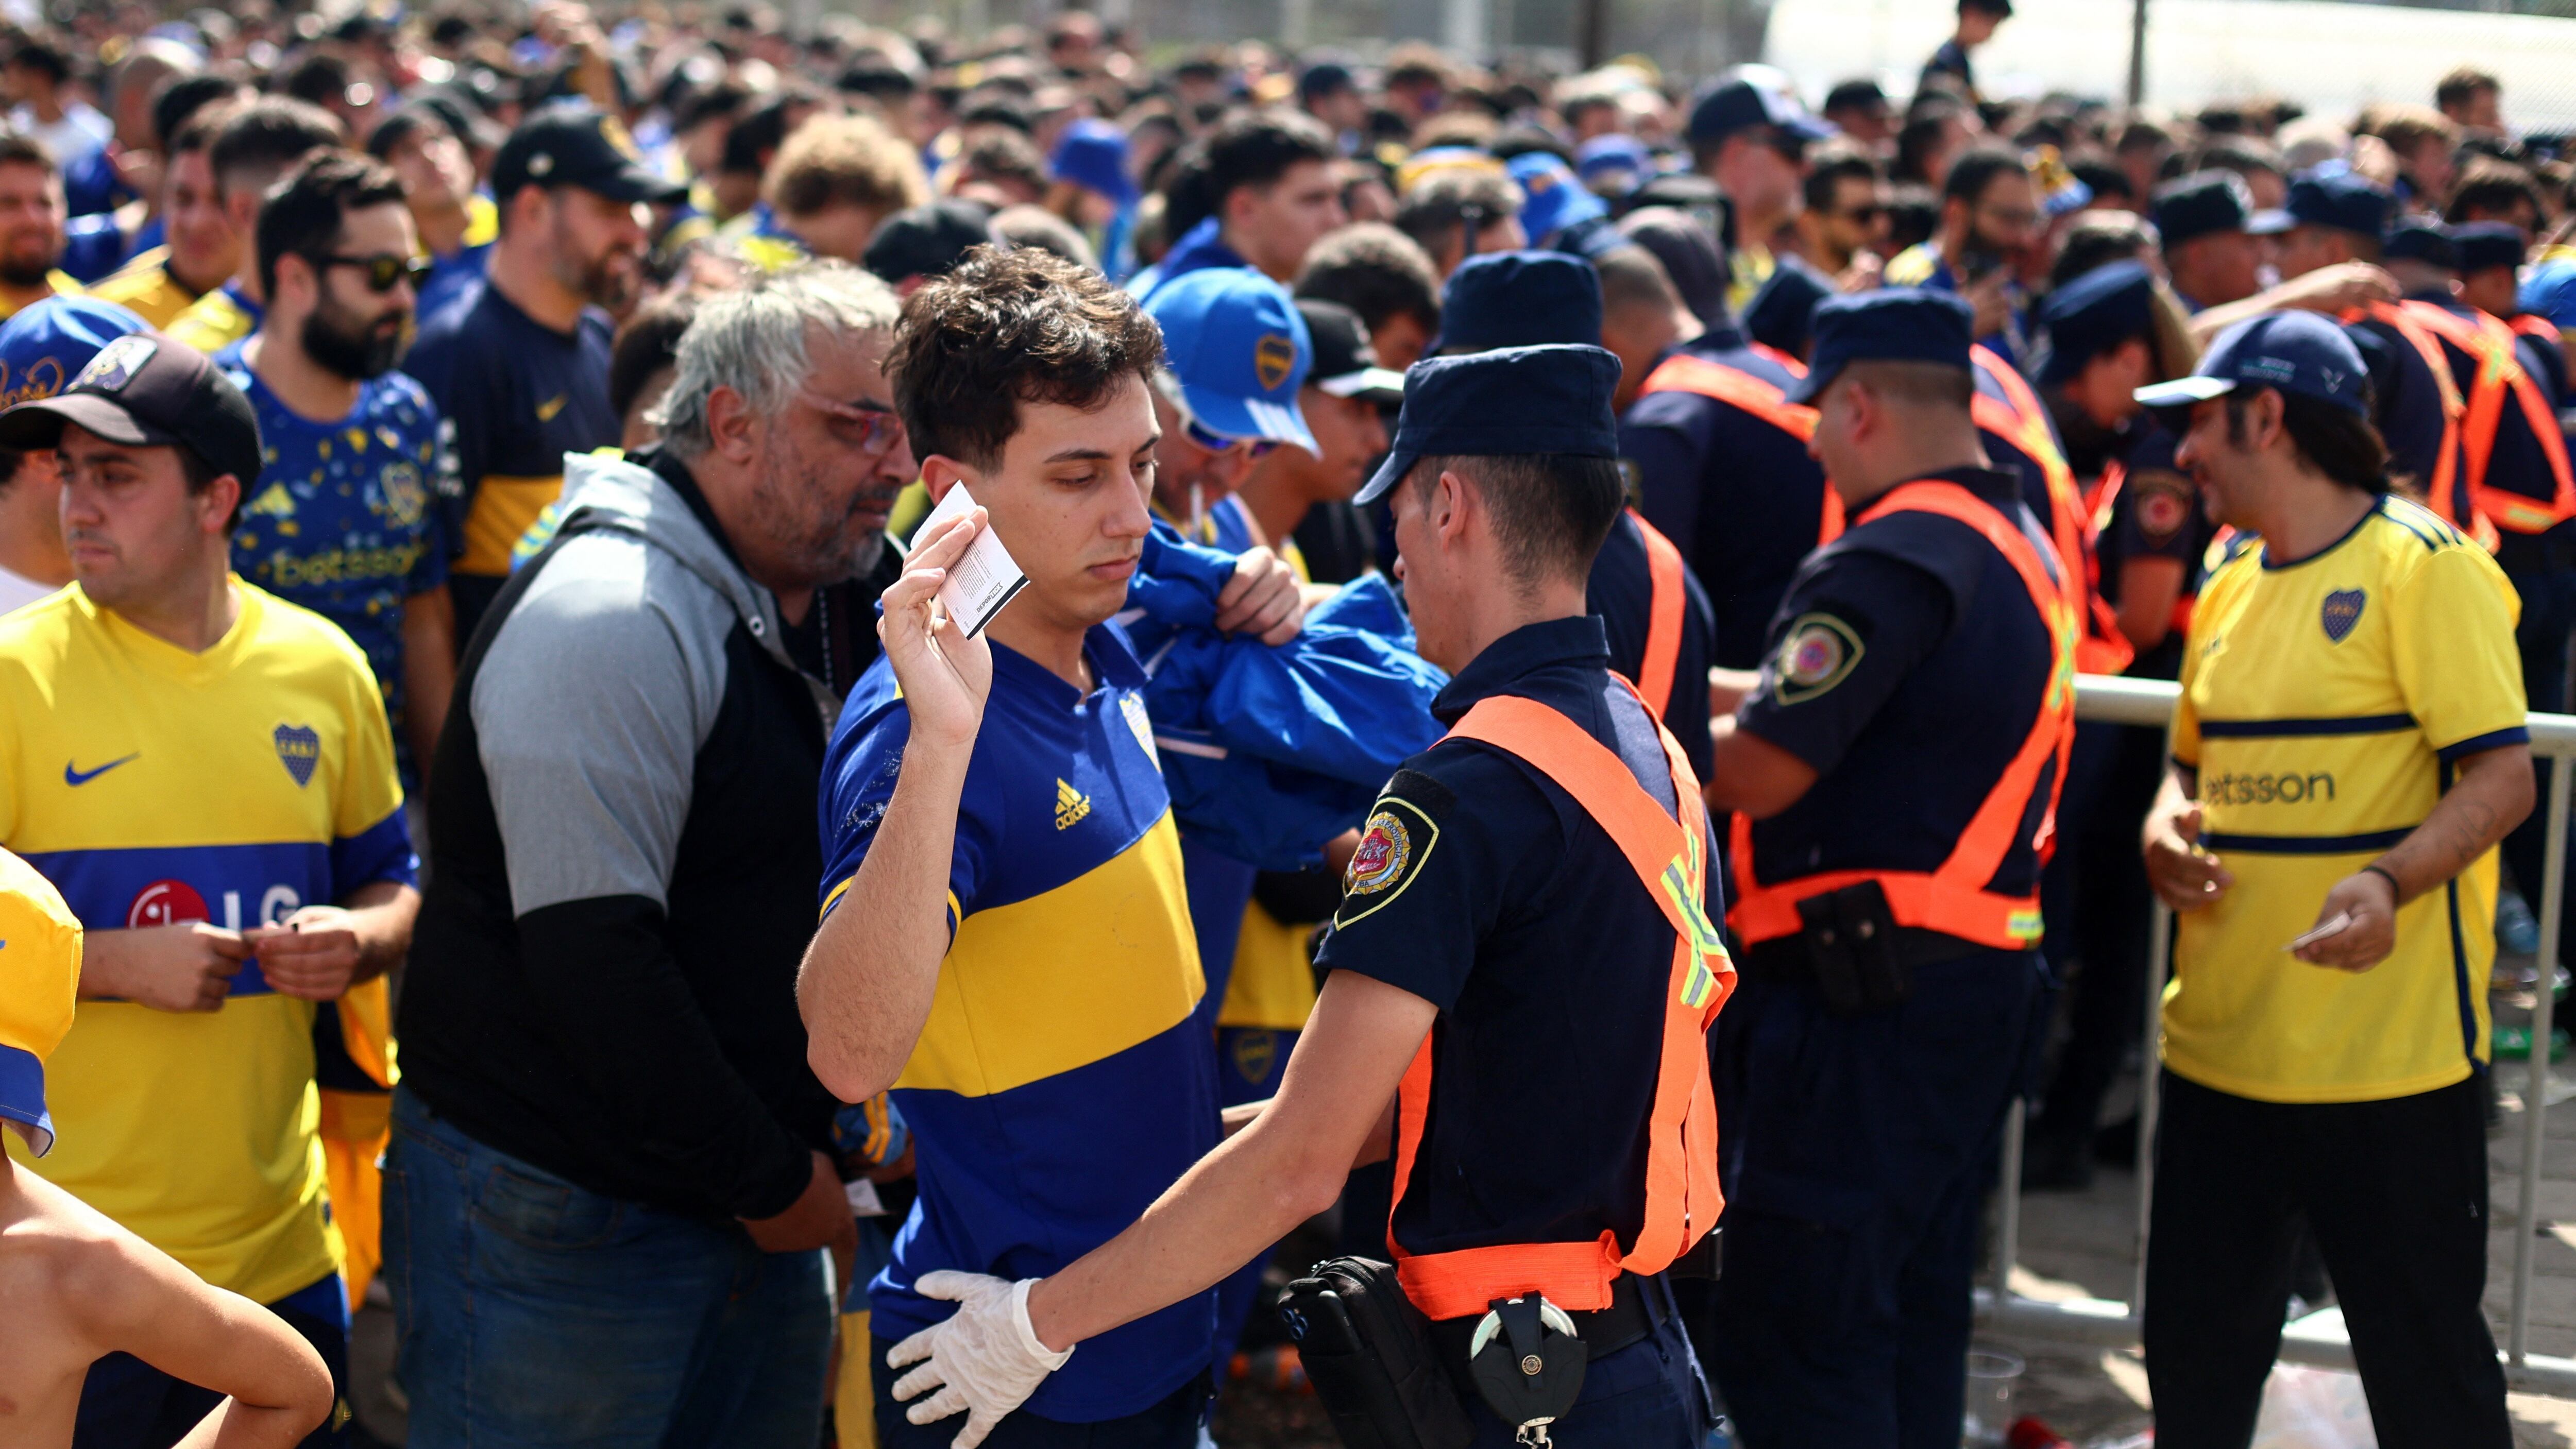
[1620,327,1832,669]
[1588,509,1719,779]
[1734,467,2061,903]
[403,278,618,640]
[1314,615,1720,1260]
[2344,313,2458,512]
[2093,425,2216,681]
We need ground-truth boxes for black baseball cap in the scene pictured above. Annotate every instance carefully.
[492,102,688,207]
[863,200,997,284]
[1297,299,1406,404]
[1355,344,1622,505]
[1687,76,1833,149]
[0,332,263,486]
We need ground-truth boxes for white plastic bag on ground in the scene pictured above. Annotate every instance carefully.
[2251,1363,2377,1449]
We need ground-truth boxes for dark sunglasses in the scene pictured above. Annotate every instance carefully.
[1835,204,1885,224]
[310,252,433,293]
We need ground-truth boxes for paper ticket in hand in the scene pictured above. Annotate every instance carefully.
[919,482,1028,637]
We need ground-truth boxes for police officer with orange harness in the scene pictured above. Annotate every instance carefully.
[866,345,1732,1449]
[1700,291,2075,1447]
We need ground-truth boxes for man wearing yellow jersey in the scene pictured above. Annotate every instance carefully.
[2137,311,2531,1449]
[0,333,419,1448]
[88,108,239,329]
[163,98,345,359]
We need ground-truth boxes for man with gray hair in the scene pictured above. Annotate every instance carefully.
[386,260,914,1445]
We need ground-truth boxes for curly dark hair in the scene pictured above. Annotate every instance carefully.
[887,244,1165,470]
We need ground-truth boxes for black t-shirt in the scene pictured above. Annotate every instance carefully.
[1589,509,1718,779]
[1315,616,1718,1262]
[1735,467,2062,900]
[1620,331,1832,669]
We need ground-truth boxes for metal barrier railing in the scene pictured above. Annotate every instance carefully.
[1975,674,2576,1396]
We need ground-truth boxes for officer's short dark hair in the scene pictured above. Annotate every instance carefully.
[257,150,408,299]
[1843,359,1975,411]
[1803,144,1880,215]
[1295,221,1442,338]
[2227,388,2389,495]
[888,244,1165,470]
[210,97,346,201]
[1406,452,1624,589]
[1201,110,1336,210]
[1942,145,2026,207]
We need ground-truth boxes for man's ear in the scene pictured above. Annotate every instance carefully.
[1432,467,1471,542]
[920,455,976,503]
[199,472,242,536]
[704,384,759,460]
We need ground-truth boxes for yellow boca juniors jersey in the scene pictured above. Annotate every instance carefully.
[2167,498,2527,1104]
[0,582,415,1302]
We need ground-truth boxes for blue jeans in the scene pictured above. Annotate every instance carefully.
[382,1087,833,1448]
[75,1273,348,1449]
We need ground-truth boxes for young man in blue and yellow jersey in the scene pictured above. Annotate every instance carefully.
[364,102,497,325]
[219,152,455,789]
[803,246,1307,1447]
[164,98,346,357]
[2137,312,2531,1448]
[0,330,418,1447]
[404,102,679,645]
[88,110,238,330]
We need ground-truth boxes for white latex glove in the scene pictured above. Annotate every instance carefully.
[887,1272,1074,1448]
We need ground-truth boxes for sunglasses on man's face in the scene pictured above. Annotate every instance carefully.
[311,252,435,294]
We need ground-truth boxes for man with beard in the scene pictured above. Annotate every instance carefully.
[217,152,455,786]
[388,263,909,1444]
[1886,145,2045,364]
[403,103,682,646]
[0,132,79,321]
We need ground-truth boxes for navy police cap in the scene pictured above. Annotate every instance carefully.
[2452,221,2526,276]
[1742,260,1834,362]
[2153,169,2287,248]
[2133,310,2369,419]
[2384,220,2460,270]
[1782,288,1974,405]
[1354,344,1622,506]
[2036,260,2156,387]
[2285,168,2394,238]
[1438,250,1603,353]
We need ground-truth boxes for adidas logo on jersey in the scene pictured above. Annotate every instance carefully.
[1054,778,1092,830]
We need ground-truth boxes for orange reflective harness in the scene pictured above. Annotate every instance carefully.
[1726,480,2079,952]
[2345,301,2494,547]
[1386,684,1735,1322]
[2401,302,2576,535]
[1639,350,1845,545]
[1971,346,2133,676]
[1631,509,1686,719]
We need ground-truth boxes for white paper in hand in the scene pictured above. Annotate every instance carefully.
[919,482,1028,637]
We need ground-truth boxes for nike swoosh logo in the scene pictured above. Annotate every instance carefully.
[535,394,568,422]
[64,753,139,786]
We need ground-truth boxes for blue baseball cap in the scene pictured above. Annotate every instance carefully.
[1355,344,1622,505]
[2133,310,2370,418]
[2452,221,2524,276]
[0,296,148,408]
[1438,250,1603,353]
[2284,168,2394,239]
[1144,267,1317,455]
[2384,220,2459,270]
[1048,117,1137,208]
[1686,75,1832,148]
[1575,133,1655,196]
[1509,151,1608,244]
[2520,258,2576,330]
[1783,288,1974,404]
[2036,260,2156,387]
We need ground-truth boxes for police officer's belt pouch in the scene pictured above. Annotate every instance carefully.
[1797,880,1909,1013]
[1279,1257,1473,1449]
[1467,1294,1587,1444]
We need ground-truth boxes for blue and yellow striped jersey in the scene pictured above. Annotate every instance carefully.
[818,622,1219,1421]
[2169,497,2528,1103]
[0,582,415,1301]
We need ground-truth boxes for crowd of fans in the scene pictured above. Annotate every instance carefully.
[1,0,2573,1445]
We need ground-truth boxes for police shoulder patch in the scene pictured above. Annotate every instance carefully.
[1773,612,1865,704]
[2131,473,2194,545]
[1334,768,1452,928]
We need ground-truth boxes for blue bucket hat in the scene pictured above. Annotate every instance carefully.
[1784,288,1974,404]
[1048,117,1137,207]
[1438,250,1603,353]
[1144,267,1318,454]
[2134,309,2370,419]
[0,296,148,407]
[1355,344,1622,505]
[1509,150,1608,244]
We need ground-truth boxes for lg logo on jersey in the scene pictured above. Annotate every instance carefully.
[126,879,304,930]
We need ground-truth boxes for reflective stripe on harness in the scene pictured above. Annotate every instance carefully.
[2345,302,2496,548]
[1640,351,1845,544]
[1632,508,1686,719]
[1971,346,2133,677]
[1725,479,2079,952]
[1387,685,1734,1321]
[2401,301,2576,535]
